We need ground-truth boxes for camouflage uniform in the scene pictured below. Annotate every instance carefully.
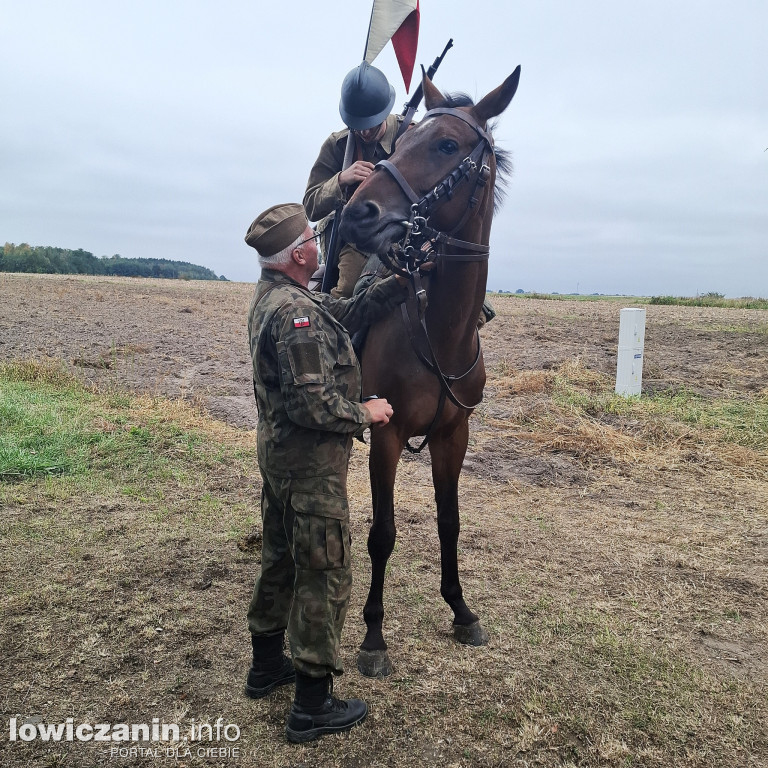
[303,114,404,298]
[246,269,407,677]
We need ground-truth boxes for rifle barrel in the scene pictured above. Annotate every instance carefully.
[427,38,453,80]
[402,38,453,114]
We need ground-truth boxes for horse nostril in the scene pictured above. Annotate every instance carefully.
[346,200,380,224]
[340,201,382,246]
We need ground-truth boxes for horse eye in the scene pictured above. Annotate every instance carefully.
[438,139,458,155]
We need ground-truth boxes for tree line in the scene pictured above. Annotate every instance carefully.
[1,243,227,281]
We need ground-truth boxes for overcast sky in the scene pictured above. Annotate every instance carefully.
[2,1,766,296]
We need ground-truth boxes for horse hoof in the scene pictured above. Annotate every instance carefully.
[357,649,392,678]
[454,620,489,647]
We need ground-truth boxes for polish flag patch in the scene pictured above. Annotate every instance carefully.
[293,316,310,328]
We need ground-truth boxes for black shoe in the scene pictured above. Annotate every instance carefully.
[245,654,295,699]
[285,674,367,743]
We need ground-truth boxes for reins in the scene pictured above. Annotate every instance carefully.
[399,277,483,453]
[374,107,494,452]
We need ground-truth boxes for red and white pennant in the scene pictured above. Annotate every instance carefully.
[364,0,420,92]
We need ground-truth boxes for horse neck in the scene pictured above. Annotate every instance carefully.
[425,209,491,356]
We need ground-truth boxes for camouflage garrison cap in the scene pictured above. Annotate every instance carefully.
[245,203,308,258]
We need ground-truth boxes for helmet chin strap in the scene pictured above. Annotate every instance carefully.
[354,120,387,144]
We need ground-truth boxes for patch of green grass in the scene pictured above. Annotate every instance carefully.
[0,376,100,479]
[491,292,653,303]
[0,360,255,486]
[551,366,768,452]
[490,291,768,309]
[650,294,768,309]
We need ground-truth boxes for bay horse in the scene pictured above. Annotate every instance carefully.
[339,66,521,677]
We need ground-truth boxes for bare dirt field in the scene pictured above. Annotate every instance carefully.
[3,272,766,487]
[1,272,767,767]
[3,273,766,430]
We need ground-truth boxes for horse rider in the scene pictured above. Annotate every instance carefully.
[242,203,408,743]
[303,61,406,298]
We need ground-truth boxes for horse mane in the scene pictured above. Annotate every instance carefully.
[438,92,512,213]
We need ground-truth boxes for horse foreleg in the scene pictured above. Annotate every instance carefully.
[429,419,489,647]
[357,426,401,678]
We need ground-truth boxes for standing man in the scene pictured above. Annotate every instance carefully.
[303,62,405,298]
[243,203,408,743]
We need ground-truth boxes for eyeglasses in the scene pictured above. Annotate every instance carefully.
[295,232,321,249]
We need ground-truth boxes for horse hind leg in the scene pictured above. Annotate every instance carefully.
[430,420,489,647]
[357,427,401,677]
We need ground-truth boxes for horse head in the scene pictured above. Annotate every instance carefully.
[339,66,521,256]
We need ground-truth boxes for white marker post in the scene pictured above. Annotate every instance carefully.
[615,308,646,396]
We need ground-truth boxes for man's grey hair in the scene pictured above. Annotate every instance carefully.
[258,232,304,268]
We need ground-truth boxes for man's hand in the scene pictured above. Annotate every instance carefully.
[339,161,376,190]
[362,396,394,425]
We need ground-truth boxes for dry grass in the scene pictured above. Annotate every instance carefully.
[483,358,768,480]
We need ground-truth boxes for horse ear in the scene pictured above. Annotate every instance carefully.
[422,65,446,110]
[471,66,521,125]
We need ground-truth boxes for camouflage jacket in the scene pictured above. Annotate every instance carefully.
[302,113,404,222]
[248,270,407,478]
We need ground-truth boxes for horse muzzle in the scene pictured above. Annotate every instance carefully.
[339,201,408,253]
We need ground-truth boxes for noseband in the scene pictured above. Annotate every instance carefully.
[376,107,495,275]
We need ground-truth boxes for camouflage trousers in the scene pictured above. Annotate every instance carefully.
[247,470,353,677]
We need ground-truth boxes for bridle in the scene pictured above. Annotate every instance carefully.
[372,107,496,451]
[377,107,495,276]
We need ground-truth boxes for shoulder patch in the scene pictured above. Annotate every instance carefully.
[293,316,310,329]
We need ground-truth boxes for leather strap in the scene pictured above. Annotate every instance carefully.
[376,160,420,205]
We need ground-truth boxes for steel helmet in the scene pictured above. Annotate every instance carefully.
[339,61,396,130]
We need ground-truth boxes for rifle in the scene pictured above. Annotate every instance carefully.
[321,39,453,293]
[320,134,356,293]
